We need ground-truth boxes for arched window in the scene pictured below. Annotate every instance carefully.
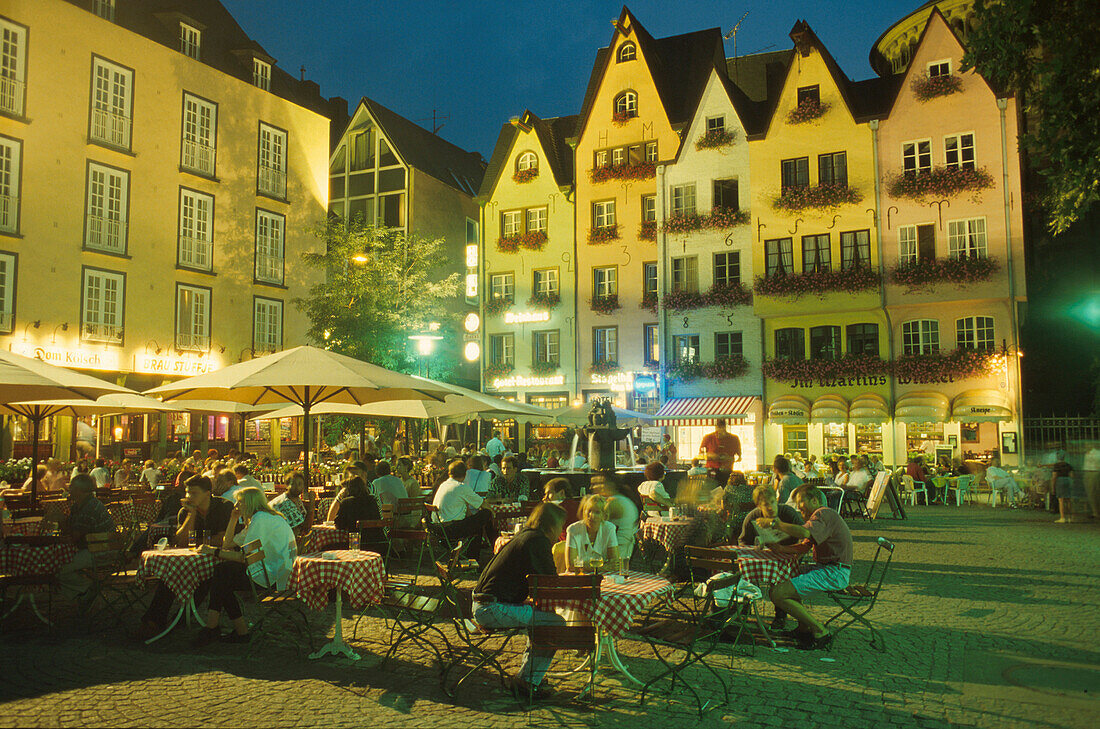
[516,151,538,172]
[617,42,636,62]
[614,91,637,118]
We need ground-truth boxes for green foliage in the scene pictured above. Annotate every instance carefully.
[961,0,1100,233]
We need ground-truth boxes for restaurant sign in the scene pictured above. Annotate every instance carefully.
[133,354,219,377]
[491,374,565,389]
[12,342,120,371]
[503,311,551,324]
[788,375,889,389]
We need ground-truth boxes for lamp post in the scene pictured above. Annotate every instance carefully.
[408,322,444,378]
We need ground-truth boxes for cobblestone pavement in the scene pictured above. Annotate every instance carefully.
[1,507,1098,729]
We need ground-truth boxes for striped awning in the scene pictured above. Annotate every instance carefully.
[655,396,758,426]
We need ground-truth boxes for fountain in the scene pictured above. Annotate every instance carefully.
[578,399,630,489]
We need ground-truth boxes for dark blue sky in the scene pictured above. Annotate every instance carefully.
[223,0,922,158]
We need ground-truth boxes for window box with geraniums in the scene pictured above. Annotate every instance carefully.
[484,297,512,316]
[513,167,538,184]
[497,230,547,253]
[640,292,657,314]
[762,353,890,383]
[890,256,998,291]
[773,183,863,212]
[612,110,634,126]
[754,266,878,299]
[588,225,619,245]
[590,295,621,315]
[705,282,753,307]
[531,359,560,375]
[695,128,737,150]
[663,290,706,311]
[892,348,995,382]
[639,220,656,241]
[886,166,994,202]
[911,74,962,102]
[527,291,560,309]
[589,162,656,184]
[665,359,707,382]
[590,360,621,376]
[707,355,750,380]
[662,207,750,234]
[483,362,515,379]
[787,98,829,124]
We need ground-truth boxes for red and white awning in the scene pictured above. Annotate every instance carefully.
[655,396,758,426]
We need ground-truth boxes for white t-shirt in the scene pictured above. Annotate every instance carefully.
[846,469,872,491]
[235,511,297,590]
[432,477,484,522]
[638,480,671,502]
[465,469,492,495]
[687,466,708,476]
[140,467,160,490]
[371,474,409,506]
[89,467,109,489]
[566,520,618,564]
[572,454,588,469]
[608,493,639,559]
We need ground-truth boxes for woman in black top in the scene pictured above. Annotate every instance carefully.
[1051,452,1076,523]
[330,476,386,553]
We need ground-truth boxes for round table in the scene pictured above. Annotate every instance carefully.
[291,549,386,661]
[640,517,697,554]
[308,523,352,553]
[718,545,803,589]
[485,502,530,531]
[0,539,78,624]
[138,548,216,642]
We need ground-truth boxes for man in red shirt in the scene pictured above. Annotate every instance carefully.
[699,418,741,483]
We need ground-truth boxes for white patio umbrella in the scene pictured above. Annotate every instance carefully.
[550,402,655,428]
[144,346,451,488]
[0,350,134,501]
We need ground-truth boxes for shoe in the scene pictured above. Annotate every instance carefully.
[220,631,250,644]
[191,627,221,648]
[779,627,811,641]
[795,632,834,651]
[1054,518,1067,523]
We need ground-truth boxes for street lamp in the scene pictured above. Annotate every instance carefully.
[408,323,443,378]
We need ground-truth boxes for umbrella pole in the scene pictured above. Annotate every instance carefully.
[303,388,312,490]
[30,414,40,506]
[239,413,246,455]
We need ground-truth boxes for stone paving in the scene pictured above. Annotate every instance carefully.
[1,507,1098,728]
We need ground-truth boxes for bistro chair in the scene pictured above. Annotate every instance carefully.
[84,527,145,626]
[945,475,973,506]
[526,573,600,705]
[384,499,434,581]
[900,475,928,506]
[823,537,895,652]
[362,576,454,671]
[241,540,315,656]
[683,545,764,656]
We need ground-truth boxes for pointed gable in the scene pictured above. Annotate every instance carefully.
[479,111,577,199]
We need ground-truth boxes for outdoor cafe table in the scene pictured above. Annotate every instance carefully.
[290,549,385,661]
[716,545,803,590]
[640,516,697,555]
[307,523,352,552]
[138,548,215,643]
[485,502,530,530]
[538,571,673,685]
[0,538,77,624]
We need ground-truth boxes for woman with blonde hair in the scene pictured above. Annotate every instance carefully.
[192,487,296,646]
[564,493,620,573]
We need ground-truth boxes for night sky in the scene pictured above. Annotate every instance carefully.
[222,0,925,158]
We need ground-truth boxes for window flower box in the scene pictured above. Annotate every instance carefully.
[890,256,998,291]
[589,163,656,184]
[773,183,863,212]
[513,167,538,184]
[704,282,753,307]
[484,297,513,316]
[665,359,708,382]
[639,220,657,241]
[891,348,995,382]
[763,354,891,383]
[911,74,962,102]
[787,99,830,124]
[590,360,621,375]
[612,110,634,126]
[754,266,878,299]
[886,166,994,202]
[664,290,706,311]
[640,292,657,314]
[484,362,515,379]
[662,207,750,234]
[527,291,561,309]
[590,294,621,315]
[706,355,750,380]
[497,230,547,253]
[588,225,620,244]
[695,128,737,150]
[530,359,560,375]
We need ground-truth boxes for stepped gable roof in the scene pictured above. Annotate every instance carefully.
[356,96,485,197]
[479,112,578,199]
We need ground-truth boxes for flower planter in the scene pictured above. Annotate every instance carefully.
[890,256,998,291]
[484,297,513,316]
[612,111,634,126]
[589,163,656,184]
[497,230,547,253]
[705,282,753,307]
[590,295,621,315]
[483,362,515,379]
[590,360,621,376]
[754,266,878,299]
[787,99,829,124]
[663,290,706,311]
[662,207,750,234]
[640,293,657,314]
[762,354,891,383]
[639,220,656,241]
[773,183,863,212]
[665,356,750,382]
[526,292,561,309]
[513,168,538,184]
[530,360,560,376]
[695,128,737,150]
[886,166,994,202]
[911,74,962,102]
[892,348,995,382]
[588,225,620,244]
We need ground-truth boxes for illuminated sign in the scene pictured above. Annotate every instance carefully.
[464,313,480,332]
[133,354,219,377]
[503,311,551,324]
[634,375,657,393]
[591,371,635,387]
[465,273,478,297]
[465,245,478,267]
[491,374,565,389]
[13,342,120,371]
[464,342,481,361]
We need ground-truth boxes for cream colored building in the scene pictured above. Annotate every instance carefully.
[0,0,334,459]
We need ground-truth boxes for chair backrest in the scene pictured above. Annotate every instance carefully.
[956,475,973,490]
[356,518,393,531]
[529,573,600,603]
[685,545,738,575]
[85,530,123,553]
[393,498,425,516]
[901,474,915,490]
[857,537,896,602]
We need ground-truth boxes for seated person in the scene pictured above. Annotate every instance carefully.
[371,460,409,508]
[192,488,297,646]
[394,457,421,499]
[489,455,532,500]
[571,450,588,470]
[465,455,492,495]
[140,460,160,491]
[139,475,234,639]
[845,457,872,495]
[545,450,560,469]
[599,477,640,571]
[739,484,804,547]
[768,486,853,650]
[564,494,620,573]
[431,460,495,567]
[471,502,568,700]
[637,462,673,508]
[58,474,116,604]
[905,457,936,502]
[542,477,579,537]
[832,459,850,488]
[772,455,803,505]
[687,458,708,476]
[329,476,387,554]
[269,471,308,532]
[488,454,504,479]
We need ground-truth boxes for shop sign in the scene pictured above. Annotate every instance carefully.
[503,311,551,324]
[770,409,807,418]
[491,374,565,389]
[591,371,636,387]
[789,375,889,389]
[123,447,142,457]
[896,375,956,385]
[634,375,657,393]
[133,354,219,377]
[12,342,120,372]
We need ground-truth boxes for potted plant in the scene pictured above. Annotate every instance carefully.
[588,225,620,244]
[886,166,994,202]
[787,98,829,124]
[773,183,863,212]
[695,128,737,150]
[911,74,962,102]
[590,294,621,315]
[513,167,538,183]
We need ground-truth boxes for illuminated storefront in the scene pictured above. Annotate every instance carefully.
[655,396,763,471]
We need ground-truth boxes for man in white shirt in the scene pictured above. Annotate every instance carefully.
[371,460,408,507]
[223,464,261,501]
[89,459,110,490]
[465,455,492,495]
[140,460,160,491]
[486,431,506,460]
[845,457,872,494]
[432,460,495,566]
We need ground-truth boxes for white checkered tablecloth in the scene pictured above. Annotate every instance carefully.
[138,549,216,599]
[145,523,176,547]
[290,550,385,611]
[133,500,159,524]
[308,524,352,553]
[539,571,673,638]
[0,542,78,576]
[640,517,697,554]
[486,503,528,530]
[718,545,803,589]
[107,501,134,526]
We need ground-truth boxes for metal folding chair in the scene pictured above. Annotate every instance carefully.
[684,545,767,655]
[823,536,895,651]
[527,574,600,704]
[242,540,315,656]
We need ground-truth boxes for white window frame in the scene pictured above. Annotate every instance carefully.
[181,93,217,177]
[670,184,696,217]
[253,297,283,353]
[0,19,27,117]
[526,207,547,233]
[501,210,522,237]
[713,251,740,287]
[93,0,116,21]
[594,327,618,363]
[645,142,658,162]
[643,261,658,297]
[252,59,271,91]
[81,267,124,343]
[944,132,975,170]
[671,256,698,293]
[175,284,210,351]
[533,268,559,297]
[674,334,701,363]
[617,43,636,63]
[614,91,637,116]
[593,200,616,229]
[947,217,987,259]
[84,162,128,254]
[0,135,20,235]
[0,251,15,332]
[927,59,951,77]
[258,123,287,199]
[179,22,201,60]
[902,319,940,355]
[902,139,932,174]
[715,331,743,360]
[255,209,285,285]
[956,316,994,351]
[490,272,514,301]
[611,148,625,166]
[516,151,538,171]
[705,116,725,134]
[644,323,659,365]
[178,187,213,271]
[593,266,617,298]
[490,333,514,365]
[898,225,918,265]
[90,56,132,150]
[595,150,608,168]
[642,194,656,222]
[534,330,560,364]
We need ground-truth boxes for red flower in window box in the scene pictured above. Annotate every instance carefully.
[787,98,829,124]
[911,74,962,102]
[753,267,878,299]
[590,295,621,315]
[639,292,657,314]
[663,290,706,311]
[891,348,995,382]
[890,256,998,292]
[662,208,750,235]
[588,225,620,244]
[589,163,656,184]
[513,167,538,183]
[886,166,993,203]
[612,110,634,126]
[483,297,512,316]
[639,220,657,241]
[530,359,560,375]
[704,282,753,307]
[773,183,862,212]
[706,355,750,380]
[695,128,737,150]
[497,230,547,253]
[527,291,560,309]
[483,362,515,379]
[590,360,621,375]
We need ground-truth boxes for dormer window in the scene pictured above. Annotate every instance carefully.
[253,59,271,91]
[706,116,725,134]
[797,85,820,106]
[93,0,115,21]
[614,91,637,118]
[617,42,636,63]
[180,22,201,60]
[927,60,951,77]
[516,152,538,172]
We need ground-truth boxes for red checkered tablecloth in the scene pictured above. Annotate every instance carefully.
[0,542,78,576]
[107,502,134,526]
[719,546,802,589]
[138,549,216,599]
[145,523,176,547]
[639,517,697,554]
[308,524,352,552]
[3,519,46,537]
[486,503,528,530]
[290,550,385,611]
[133,501,159,524]
[538,571,673,638]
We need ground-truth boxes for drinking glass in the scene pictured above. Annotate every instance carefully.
[349,532,360,553]
[589,556,604,574]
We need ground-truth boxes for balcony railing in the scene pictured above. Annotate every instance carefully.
[255,253,284,284]
[85,214,126,253]
[179,236,213,270]
[258,165,287,198]
[90,107,132,149]
[175,332,210,351]
[181,138,215,176]
[0,194,18,234]
[0,76,24,116]
[83,321,122,343]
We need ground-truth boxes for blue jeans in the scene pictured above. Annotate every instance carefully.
[472,601,565,686]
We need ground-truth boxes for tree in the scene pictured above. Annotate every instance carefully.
[296,218,462,378]
[961,0,1100,233]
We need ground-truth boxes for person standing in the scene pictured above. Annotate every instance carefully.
[699,419,741,484]
[1051,451,1076,523]
[659,434,678,466]
[1083,445,1100,520]
[486,431,507,460]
